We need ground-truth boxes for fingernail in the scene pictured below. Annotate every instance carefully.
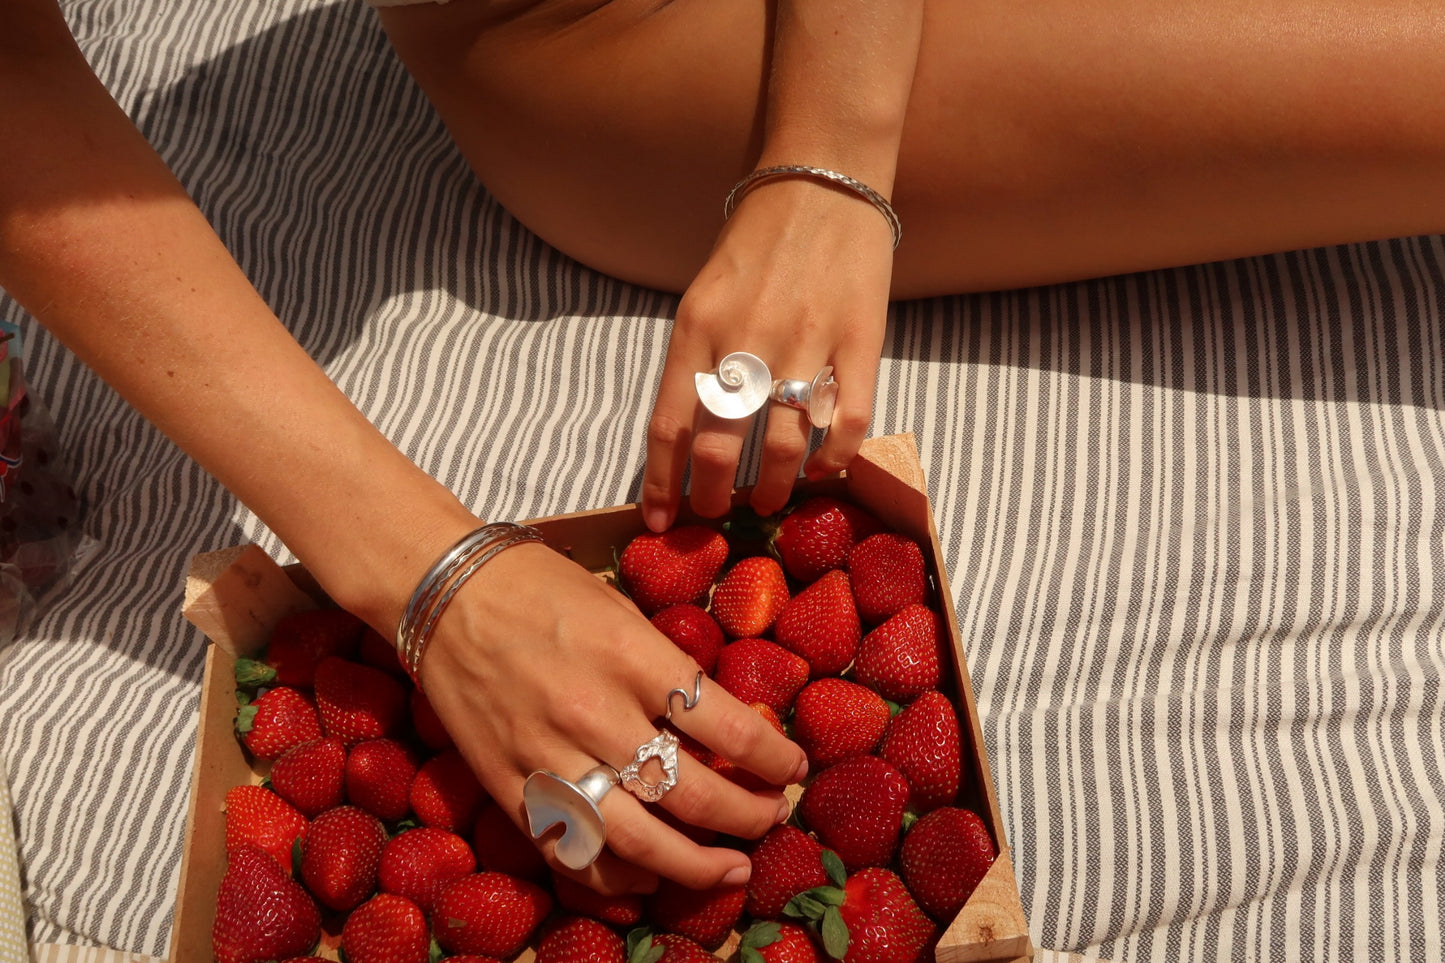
[722,864,751,886]
[644,507,670,532]
[791,757,809,783]
[776,797,792,824]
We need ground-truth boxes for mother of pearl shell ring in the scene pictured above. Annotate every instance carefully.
[695,352,839,428]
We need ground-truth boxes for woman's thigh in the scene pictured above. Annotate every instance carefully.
[379,0,1445,298]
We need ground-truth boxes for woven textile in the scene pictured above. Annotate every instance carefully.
[0,769,28,963]
[0,1,1441,960]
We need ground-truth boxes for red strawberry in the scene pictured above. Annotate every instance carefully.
[619,525,729,615]
[772,496,885,583]
[710,556,790,638]
[313,656,407,746]
[745,825,829,920]
[630,931,716,962]
[410,687,455,751]
[650,603,725,675]
[473,802,549,883]
[739,920,824,962]
[877,690,960,812]
[356,626,409,678]
[536,915,627,963]
[223,785,308,874]
[269,737,347,818]
[299,804,388,912]
[212,844,321,963]
[411,748,487,834]
[263,608,366,687]
[834,867,935,963]
[340,893,430,963]
[236,686,323,761]
[852,605,943,703]
[797,756,909,871]
[898,807,997,922]
[713,638,810,716]
[378,826,477,915]
[772,570,861,677]
[791,678,889,771]
[432,872,553,958]
[345,737,420,821]
[644,883,746,950]
[847,534,928,625]
[552,871,644,926]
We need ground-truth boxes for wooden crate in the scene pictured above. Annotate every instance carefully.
[169,434,1032,962]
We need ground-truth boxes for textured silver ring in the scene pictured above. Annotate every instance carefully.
[695,351,772,420]
[770,366,839,429]
[523,762,620,870]
[618,730,681,803]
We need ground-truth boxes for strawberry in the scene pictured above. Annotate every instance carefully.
[212,844,321,963]
[713,638,810,716]
[472,802,549,883]
[852,605,943,703]
[536,915,627,963]
[223,784,308,874]
[269,737,347,818]
[650,603,725,675]
[299,804,388,912]
[235,686,323,761]
[644,883,746,950]
[832,867,935,963]
[345,737,420,821]
[432,871,553,958]
[710,556,790,638]
[619,525,729,615]
[552,871,644,926]
[877,690,960,812]
[357,626,409,678]
[846,534,929,625]
[739,921,825,963]
[262,608,366,687]
[898,807,996,922]
[745,825,829,920]
[628,930,718,962]
[791,678,889,771]
[340,893,430,963]
[410,687,455,751]
[772,496,884,583]
[772,570,861,677]
[379,826,477,914]
[313,656,408,746]
[797,756,909,871]
[411,748,487,834]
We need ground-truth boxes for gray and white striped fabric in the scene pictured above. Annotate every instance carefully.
[0,1,1440,960]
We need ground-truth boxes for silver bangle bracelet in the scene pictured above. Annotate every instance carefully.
[395,521,545,686]
[723,164,901,250]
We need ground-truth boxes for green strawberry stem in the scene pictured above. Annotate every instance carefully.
[740,920,783,963]
[233,703,258,735]
[782,850,852,960]
[233,657,276,689]
[626,928,665,963]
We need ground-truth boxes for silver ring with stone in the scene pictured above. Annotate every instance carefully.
[618,730,682,803]
[522,762,619,870]
[695,351,772,420]
[769,365,839,429]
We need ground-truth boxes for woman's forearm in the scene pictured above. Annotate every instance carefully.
[0,0,476,630]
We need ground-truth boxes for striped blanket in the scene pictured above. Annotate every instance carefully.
[1,1,1441,960]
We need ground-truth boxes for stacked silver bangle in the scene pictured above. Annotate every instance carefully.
[395,521,545,686]
[723,164,902,250]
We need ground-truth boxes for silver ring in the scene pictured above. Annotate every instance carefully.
[618,730,681,803]
[665,671,704,721]
[523,762,619,870]
[695,351,772,419]
[769,366,838,429]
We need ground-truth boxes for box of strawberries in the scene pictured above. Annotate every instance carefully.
[169,434,1032,963]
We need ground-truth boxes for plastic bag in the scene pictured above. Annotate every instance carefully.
[0,325,88,646]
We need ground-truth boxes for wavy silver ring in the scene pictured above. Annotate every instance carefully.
[618,730,681,803]
[665,671,704,721]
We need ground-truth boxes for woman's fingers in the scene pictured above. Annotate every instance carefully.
[642,345,701,533]
[805,342,881,481]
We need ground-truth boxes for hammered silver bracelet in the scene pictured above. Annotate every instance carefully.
[395,521,545,686]
[723,164,902,249]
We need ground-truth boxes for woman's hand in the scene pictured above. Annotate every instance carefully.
[641,178,895,531]
[415,539,808,894]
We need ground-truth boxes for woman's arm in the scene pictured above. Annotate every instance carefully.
[642,0,924,529]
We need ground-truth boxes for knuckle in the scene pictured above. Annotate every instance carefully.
[662,770,716,822]
[600,812,656,863]
[763,432,809,465]
[831,407,872,441]
[690,435,738,475]
[648,412,688,450]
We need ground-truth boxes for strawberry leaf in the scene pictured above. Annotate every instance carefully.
[233,657,276,689]
[626,928,664,963]
[821,848,847,888]
[741,921,781,950]
[233,703,258,735]
[821,905,850,960]
[740,949,765,963]
[784,891,828,921]
[428,936,444,963]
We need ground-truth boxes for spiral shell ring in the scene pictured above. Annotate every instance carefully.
[695,351,772,420]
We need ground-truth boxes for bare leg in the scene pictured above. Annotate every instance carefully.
[379,0,1445,298]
